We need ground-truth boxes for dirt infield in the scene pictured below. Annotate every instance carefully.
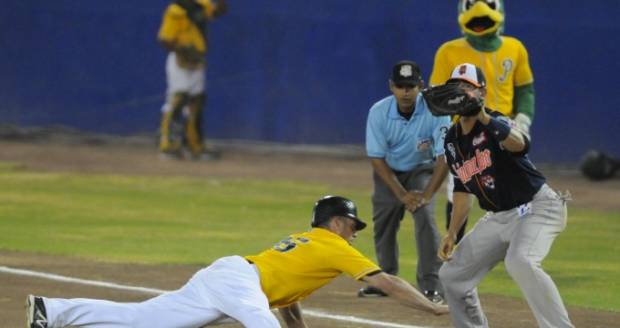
[1,138,619,327]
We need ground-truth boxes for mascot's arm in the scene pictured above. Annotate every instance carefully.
[513,39,535,134]
[513,83,535,135]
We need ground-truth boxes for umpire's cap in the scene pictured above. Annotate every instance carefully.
[311,196,367,231]
[391,60,423,87]
[447,63,486,88]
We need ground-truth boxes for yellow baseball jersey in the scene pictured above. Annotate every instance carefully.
[245,228,380,308]
[158,0,217,53]
[430,36,533,116]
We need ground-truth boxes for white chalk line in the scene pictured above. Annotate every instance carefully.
[1,266,428,328]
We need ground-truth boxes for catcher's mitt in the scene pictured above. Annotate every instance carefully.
[421,83,484,117]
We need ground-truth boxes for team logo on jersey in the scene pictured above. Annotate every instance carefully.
[451,149,492,183]
[472,132,487,146]
[480,175,495,189]
[498,59,514,82]
[417,138,431,151]
[447,143,456,158]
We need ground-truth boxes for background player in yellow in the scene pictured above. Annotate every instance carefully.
[27,196,448,328]
[157,0,227,160]
[430,0,535,243]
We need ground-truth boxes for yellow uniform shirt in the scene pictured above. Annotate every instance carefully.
[245,228,380,308]
[430,36,534,116]
[158,0,217,54]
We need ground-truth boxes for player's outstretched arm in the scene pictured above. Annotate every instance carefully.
[278,302,308,328]
[363,272,449,315]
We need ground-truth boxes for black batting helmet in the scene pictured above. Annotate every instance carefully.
[311,195,367,231]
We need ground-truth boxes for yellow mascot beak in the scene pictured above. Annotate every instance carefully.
[458,1,504,36]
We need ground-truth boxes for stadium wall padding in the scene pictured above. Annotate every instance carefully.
[1,1,619,163]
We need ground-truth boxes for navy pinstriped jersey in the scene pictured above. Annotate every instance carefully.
[444,110,545,212]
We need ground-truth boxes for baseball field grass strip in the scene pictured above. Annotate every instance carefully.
[0,163,618,311]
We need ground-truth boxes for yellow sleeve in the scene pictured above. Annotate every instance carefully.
[329,244,381,280]
[430,44,452,86]
[513,40,534,87]
[198,0,217,18]
[157,5,185,42]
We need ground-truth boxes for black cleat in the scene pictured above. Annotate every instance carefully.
[423,290,444,304]
[357,285,388,297]
[26,295,48,328]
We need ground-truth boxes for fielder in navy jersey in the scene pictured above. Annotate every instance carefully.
[445,109,545,212]
[434,63,574,328]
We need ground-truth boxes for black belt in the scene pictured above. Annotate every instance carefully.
[392,169,409,175]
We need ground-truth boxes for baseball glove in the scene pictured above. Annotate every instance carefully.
[421,83,484,117]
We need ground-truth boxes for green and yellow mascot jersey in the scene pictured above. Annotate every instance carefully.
[430,0,534,132]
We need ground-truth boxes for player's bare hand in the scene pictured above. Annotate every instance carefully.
[438,234,456,261]
[410,191,431,209]
[399,191,418,212]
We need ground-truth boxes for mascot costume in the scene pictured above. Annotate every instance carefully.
[430,0,535,242]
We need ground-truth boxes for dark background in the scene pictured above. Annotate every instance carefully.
[1,1,618,163]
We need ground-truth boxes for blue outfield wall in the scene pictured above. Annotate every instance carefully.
[1,1,619,163]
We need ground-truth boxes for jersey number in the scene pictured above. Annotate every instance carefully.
[273,237,310,253]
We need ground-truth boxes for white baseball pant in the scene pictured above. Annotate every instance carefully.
[43,256,280,328]
[161,52,205,114]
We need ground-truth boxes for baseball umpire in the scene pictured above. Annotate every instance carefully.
[361,60,450,302]
[27,196,448,328]
[422,63,574,327]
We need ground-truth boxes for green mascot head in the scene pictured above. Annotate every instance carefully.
[458,0,505,37]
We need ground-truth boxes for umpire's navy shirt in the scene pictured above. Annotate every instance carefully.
[366,94,451,172]
[444,109,545,212]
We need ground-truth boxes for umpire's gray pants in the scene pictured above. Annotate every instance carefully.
[371,164,443,294]
[439,184,574,328]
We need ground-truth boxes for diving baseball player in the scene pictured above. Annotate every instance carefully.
[422,63,573,327]
[27,196,448,328]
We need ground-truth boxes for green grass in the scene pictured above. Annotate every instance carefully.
[0,163,618,311]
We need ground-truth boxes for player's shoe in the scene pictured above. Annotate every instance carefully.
[357,286,387,297]
[159,150,184,161]
[190,150,221,161]
[423,290,444,304]
[26,295,48,328]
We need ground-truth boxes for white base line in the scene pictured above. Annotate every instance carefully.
[1,266,428,328]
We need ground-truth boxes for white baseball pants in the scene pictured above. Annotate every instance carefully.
[43,256,280,328]
[161,52,205,113]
